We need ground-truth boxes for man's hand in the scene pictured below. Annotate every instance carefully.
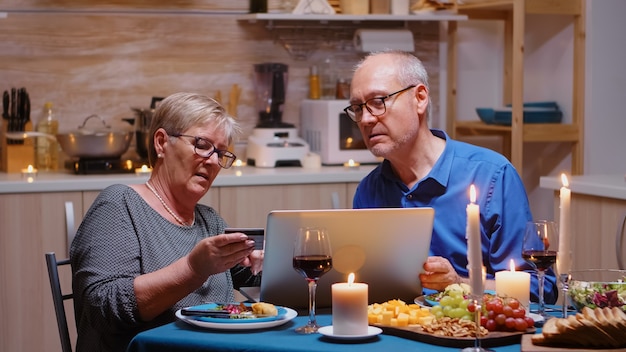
[419,256,461,291]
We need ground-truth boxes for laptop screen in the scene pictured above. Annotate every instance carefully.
[258,208,434,309]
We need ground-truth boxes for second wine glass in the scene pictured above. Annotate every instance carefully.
[522,220,559,320]
[292,226,332,334]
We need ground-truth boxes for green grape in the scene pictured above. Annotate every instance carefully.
[431,305,443,315]
[461,314,474,321]
[439,295,453,307]
[458,299,470,310]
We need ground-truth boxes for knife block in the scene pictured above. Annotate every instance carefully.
[1,122,35,173]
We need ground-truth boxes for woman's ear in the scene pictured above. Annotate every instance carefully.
[153,128,168,155]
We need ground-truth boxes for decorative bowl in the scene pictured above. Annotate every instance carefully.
[568,269,626,312]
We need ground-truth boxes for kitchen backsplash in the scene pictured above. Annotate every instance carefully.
[0,0,440,142]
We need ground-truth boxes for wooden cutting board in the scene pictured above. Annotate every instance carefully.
[521,335,626,352]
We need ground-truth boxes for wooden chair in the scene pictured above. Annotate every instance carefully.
[45,252,73,352]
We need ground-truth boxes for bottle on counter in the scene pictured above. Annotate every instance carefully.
[36,102,59,171]
[320,57,337,100]
[309,65,321,99]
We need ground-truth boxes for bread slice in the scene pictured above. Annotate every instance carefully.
[579,307,620,348]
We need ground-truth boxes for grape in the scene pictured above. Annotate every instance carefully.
[480,296,532,332]
[434,290,474,321]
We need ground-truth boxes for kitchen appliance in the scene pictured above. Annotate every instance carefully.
[246,63,309,168]
[300,99,382,165]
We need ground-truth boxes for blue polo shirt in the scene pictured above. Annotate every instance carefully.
[353,129,557,304]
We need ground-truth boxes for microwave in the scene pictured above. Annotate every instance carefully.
[300,99,382,165]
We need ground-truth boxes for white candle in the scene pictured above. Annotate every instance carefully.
[21,164,38,178]
[495,259,531,310]
[134,164,152,176]
[331,273,368,335]
[557,173,571,275]
[466,185,484,296]
[343,159,360,170]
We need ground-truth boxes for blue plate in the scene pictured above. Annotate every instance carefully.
[189,303,286,324]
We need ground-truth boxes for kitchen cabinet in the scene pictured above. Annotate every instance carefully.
[552,193,626,271]
[217,183,356,227]
[0,191,83,352]
[541,175,626,271]
[446,0,585,175]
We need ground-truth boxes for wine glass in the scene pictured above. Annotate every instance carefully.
[292,227,332,334]
[522,220,559,320]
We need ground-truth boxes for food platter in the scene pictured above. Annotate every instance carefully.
[376,324,535,348]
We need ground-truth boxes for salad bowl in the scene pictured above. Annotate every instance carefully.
[568,269,626,312]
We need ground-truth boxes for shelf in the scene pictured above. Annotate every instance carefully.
[237,11,467,60]
[446,0,585,175]
[237,12,468,24]
[458,0,582,15]
[454,121,580,142]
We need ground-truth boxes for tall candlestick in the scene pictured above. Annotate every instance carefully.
[557,173,571,275]
[331,273,368,335]
[466,184,484,296]
[495,259,531,310]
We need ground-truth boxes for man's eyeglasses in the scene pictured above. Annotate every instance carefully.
[170,134,237,169]
[343,85,416,122]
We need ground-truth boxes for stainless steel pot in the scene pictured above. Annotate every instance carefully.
[56,114,133,159]
[131,107,153,159]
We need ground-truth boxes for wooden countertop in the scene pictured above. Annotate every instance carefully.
[540,174,626,201]
[0,164,377,194]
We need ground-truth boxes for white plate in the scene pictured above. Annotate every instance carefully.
[176,306,297,330]
[528,313,544,324]
[317,325,382,340]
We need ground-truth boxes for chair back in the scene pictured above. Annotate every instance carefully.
[46,252,73,352]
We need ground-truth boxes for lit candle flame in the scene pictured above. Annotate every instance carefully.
[469,184,477,203]
[141,165,149,172]
[561,173,569,188]
[27,165,34,172]
[348,159,355,167]
[509,259,516,272]
[347,272,355,286]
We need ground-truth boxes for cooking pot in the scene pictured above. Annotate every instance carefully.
[131,107,153,159]
[56,114,133,159]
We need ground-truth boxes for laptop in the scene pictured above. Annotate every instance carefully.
[251,207,434,309]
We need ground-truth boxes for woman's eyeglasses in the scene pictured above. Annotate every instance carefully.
[170,134,237,169]
[343,85,416,122]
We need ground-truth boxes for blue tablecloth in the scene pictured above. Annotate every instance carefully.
[127,312,530,352]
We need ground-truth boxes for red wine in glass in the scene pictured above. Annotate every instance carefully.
[522,250,557,271]
[293,255,332,280]
[522,220,559,320]
[293,227,332,334]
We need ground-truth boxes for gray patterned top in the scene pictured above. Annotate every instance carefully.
[70,184,234,352]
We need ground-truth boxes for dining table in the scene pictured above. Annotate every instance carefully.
[126,305,562,352]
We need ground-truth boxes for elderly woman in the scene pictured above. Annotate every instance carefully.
[70,92,262,352]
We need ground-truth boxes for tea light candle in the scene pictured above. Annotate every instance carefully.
[557,173,571,275]
[331,273,368,335]
[21,165,38,178]
[135,165,152,176]
[495,259,531,310]
[466,184,484,296]
[343,159,360,170]
[233,159,246,168]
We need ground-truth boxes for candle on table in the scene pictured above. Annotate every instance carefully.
[331,273,368,335]
[343,159,360,170]
[557,173,571,275]
[495,259,531,310]
[135,164,152,176]
[21,164,38,178]
[466,184,484,296]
